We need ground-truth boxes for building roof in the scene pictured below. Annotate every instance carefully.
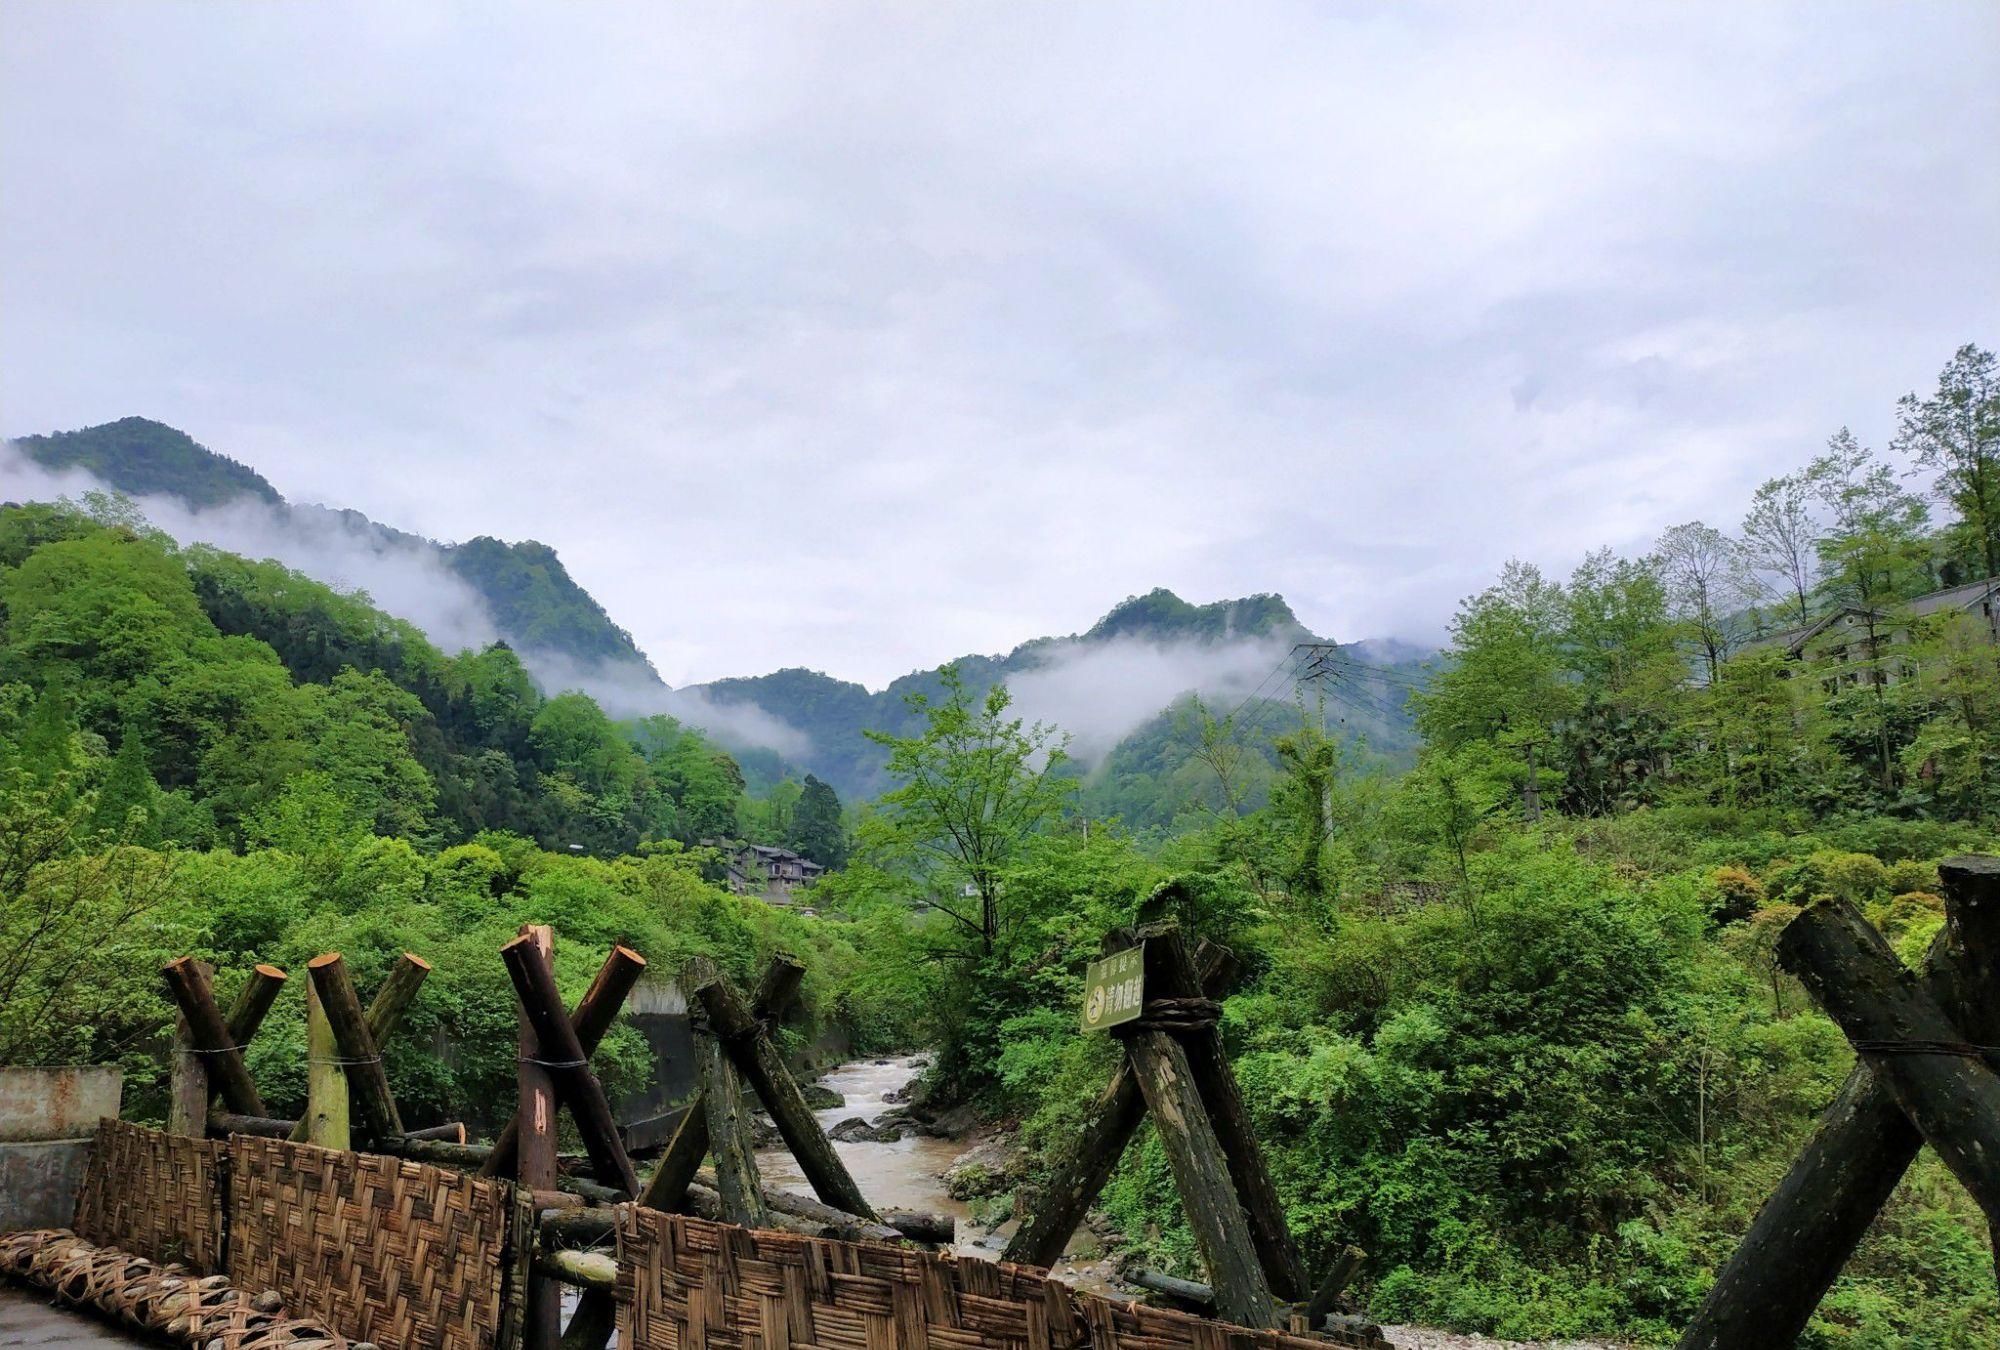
[1738,576,1999,659]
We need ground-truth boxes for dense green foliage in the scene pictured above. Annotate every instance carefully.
[0,501,832,858]
[11,416,660,681]
[816,347,2000,1345]
[0,504,879,1128]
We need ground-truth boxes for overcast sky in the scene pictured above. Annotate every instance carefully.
[3,3,1995,688]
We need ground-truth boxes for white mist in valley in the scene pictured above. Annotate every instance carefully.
[1002,633,1305,766]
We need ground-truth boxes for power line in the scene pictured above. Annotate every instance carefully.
[1218,647,1306,727]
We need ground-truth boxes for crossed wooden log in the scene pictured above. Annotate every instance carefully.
[1004,913,1359,1332]
[1680,855,2000,1348]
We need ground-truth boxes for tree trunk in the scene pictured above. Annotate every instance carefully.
[696,1017,769,1228]
[1004,940,1237,1269]
[162,957,265,1119]
[500,933,641,1200]
[1143,925,1309,1301]
[289,953,427,1143]
[481,945,646,1178]
[1777,893,2000,1229]
[1684,854,2000,1350]
[304,952,403,1145]
[304,978,350,1149]
[686,959,877,1219]
[514,926,562,1350]
[636,954,804,1213]
[1123,1026,1276,1329]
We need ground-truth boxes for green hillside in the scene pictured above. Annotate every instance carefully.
[0,502,733,856]
[7,417,657,679]
[14,416,281,507]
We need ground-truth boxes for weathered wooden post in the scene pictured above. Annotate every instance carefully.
[287,952,427,1143]
[304,977,350,1149]
[482,944,646,1178]
[694,989,770,1228]
[1005,940,1237,1269]
[501,933,642,1200]
[1777,895,2000,1228]
[165,960,213,1137]
[1121,1002,1278,1328]
[305,953,404,1145]
[515,925,561,1350]
[686,959,878,1220]
[1680,855,2000,1348]
[641,953,806,1213]
[162,956,266,1119]
[1142,923,1309,1301]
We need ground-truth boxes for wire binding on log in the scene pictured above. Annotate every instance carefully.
[1853,1038,2000,1065]
[517,1054,590,1069]
[1114,996,1223,1034]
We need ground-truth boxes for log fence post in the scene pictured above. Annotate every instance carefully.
[1680,855,2000,1348]
[1141,923,1309,1301]
[641,953,805,1214]
[481,944,647,1178]
[500,933,642,1200]
[1121,1019,1277,1329]
[514,925,562,1350]
[1004,940,1236,1268]
[162,956,266,1119]
[686,958,877,1219]
[304,976,350,1149]
[304,953,404,1145]
[1776,895,2000,1228]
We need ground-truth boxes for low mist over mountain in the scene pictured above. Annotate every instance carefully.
[8,417,661,682]
[4,417,1433,806]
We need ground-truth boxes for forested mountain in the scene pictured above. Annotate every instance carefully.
[10,416,659,682]
[0,503,739,856]
[693,587,1432,816]
[13,417,281,507]
[8,418,1426,825]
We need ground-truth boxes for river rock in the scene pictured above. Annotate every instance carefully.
[800,1082,846,1110]
[943,1138,1021,1199]
[920,1104,983,1139]
[828,1116,905,1143]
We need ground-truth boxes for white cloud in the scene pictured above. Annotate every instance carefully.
[4,2,1994,687]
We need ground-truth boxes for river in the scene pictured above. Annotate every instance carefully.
[754,1055,981,1249]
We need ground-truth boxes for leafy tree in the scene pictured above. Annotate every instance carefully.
[1809,430,1933,791]
[788,774,848,868]
[1412,561,1573,751]
[1895,343,2000,579]
[1740,471,1822,627]
[863,664,1072,955]
[1654,521,1757,683]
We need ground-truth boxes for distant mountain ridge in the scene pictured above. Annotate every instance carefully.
[10,416,658,681]
[7,416,1433,812]
[695,587,1429,804]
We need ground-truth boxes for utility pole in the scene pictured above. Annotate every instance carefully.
[1521,740,1543,823]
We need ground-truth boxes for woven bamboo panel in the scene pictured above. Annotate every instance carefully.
[71,1118,227,1271]
[615,1206,1391,1350]
[227,1134,516,1350]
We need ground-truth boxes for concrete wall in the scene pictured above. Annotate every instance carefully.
[0,1066,122,1231]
